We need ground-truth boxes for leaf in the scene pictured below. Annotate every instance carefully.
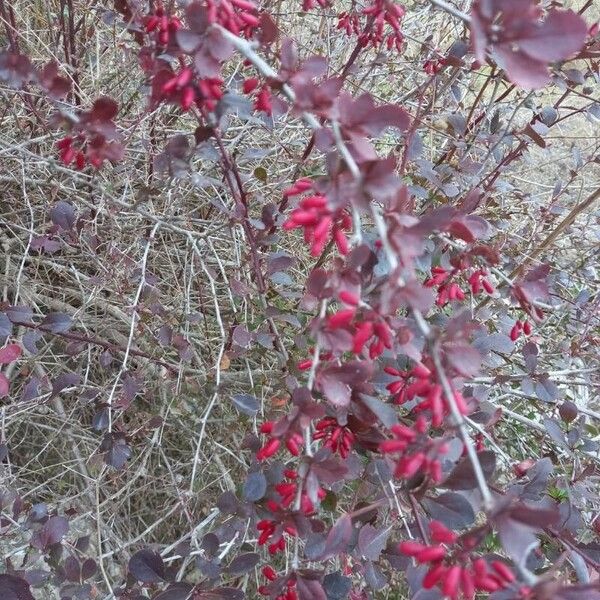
[129,549,165,583]
[364,561,387,590]
[232,393,259,416]
[497,514,540,567]
[30,516,69,550]
[543,417,566,447]
[0,343,21,364]
[522,342,538,373]
[422,492,475,529]
[535,376,560,403]
[0,574,35,600]
[443,450,496,490]
[0,373,9,397]
[153,584,195,600]
[51,372,80,396]
[22,331,42,355]
[445,344,481,377]
[81,558,97,580]
[318,514,353,559]
[361,395,398,428]
[100,433,131,469]
[0,313,13,341]
[516,10,588,63]
[176,30,202,53]
[242,471,267,502]
[296,576,327,600]
[228,552,259,576]
[322,572,352,600]
[357,524,390,561]
[232,325,252,348]
[91,96,118,121]
[50,201,76,230]
[318,375,351,408]
[519,457,554,500]
[40,312,73,333]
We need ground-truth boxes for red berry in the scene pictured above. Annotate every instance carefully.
[243,77,259,94]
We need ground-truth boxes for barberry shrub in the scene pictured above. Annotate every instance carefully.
[0,0,599,599]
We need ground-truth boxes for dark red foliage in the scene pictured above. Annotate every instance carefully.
[471,0,588,88]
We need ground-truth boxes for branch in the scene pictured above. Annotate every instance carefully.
[429,0,471,23]
[431,345,494,509]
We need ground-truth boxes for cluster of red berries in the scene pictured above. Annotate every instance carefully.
[160,67,224,112]
[379,415,448,481]
[423,55,448,75]
[338,1,405,51]
[242,77,272,115]
[257,517,295,555]
[257,421,303,461]
[302,0,329,11]
[256,470,324,555]
[56,135,112,170]
[297,347,333,371]
[314,417,356,458]
[282,185,351,257]
[325,304,394,359]
[258,566,297,599]
[399,521,516,599]
[425,266,495,307]
[204,0,260,37]
[361,0,405,50]
[384,363,470,427]
[144,6,182,46]
[275,469,326,514]
[510,318,532,341]
[337,12,361,37]
[57,136,87,170]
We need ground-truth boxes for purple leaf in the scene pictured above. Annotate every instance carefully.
[232,393,259,416]
[445,344,482,377]
[51,372,80,397]
[40,312,73,333]
[100,433,131,469]
[535,376,560,403]
[357,524,390,561]
[129,549,165,583]
[22,330,42,355]
[0,343,21,364]
[50,201,76,230]
[522,342,538,373]
[242,471,266,502]
[30,516,69,550]
[443,450,496,490]
[6,305,33,324]
[318,514,353,560]
[296,575,327,600]
[516,10,588,63]
[0,574,35,600]
[232,325,253,348]
[361,395,398,429]
[543,417,566,447]
[322,572,351,600]
[423,492,475,529]
[153,584,195,600]
[0,314,13,341]
[228,552,259,576]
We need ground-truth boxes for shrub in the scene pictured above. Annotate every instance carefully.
[0,1,599,599]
